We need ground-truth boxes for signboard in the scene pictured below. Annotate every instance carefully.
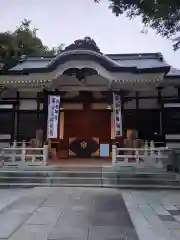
[100,144,110,157]
[113,93,122,137]
[47,95,60,139]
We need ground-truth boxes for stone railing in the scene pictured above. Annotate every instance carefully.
[0,143,48,167]
[112,145,169,168]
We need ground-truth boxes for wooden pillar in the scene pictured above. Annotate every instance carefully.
[43,90,48,141]
[177,86,180,99]
[81,91,91,110]
[120,93,124,146]
[14,91,20,140]
[121,94,124,118]
[135,91,139,133]
[36,92,40,128]
[59,111,64,139]
[110,91,115,139]
[157,87,164,137]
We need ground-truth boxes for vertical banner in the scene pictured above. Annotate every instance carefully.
[47,95,60,139]
[113,92,122,137]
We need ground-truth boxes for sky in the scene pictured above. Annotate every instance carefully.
[0,0,180,68]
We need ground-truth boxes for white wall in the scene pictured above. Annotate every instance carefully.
[138,89,158,97]
[139,99,158,109]
[19,91,37,98]
[19,100,37,110]
[124,86,178,109]
[0,104,13,109]
[61,103,83,110]
[0,86,178,112]
[91,103,110,109]
[124,99,136,109]
[162,86,178,97]
[127,92,136,97]
[138,86,178,98]
[1,89,17,98]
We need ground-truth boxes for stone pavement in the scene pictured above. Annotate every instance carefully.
[1,188,180,239]
[0,187,138,240]
[122,190,180,240]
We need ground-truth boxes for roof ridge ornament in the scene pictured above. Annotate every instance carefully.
[64,37,101,53]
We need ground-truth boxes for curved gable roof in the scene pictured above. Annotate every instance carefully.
[7,50,170,75]
[8,49,138,74]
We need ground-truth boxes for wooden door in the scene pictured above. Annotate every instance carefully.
[64,110,111,140]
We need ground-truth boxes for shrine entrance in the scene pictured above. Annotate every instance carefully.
[59,108,111,159]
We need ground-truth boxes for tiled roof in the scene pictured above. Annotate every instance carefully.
[106,53,180,77]
[8,52,178,76]
[10,57,55,70]
[166,67,180,77]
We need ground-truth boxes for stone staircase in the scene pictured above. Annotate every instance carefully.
[0,165,180,189]
[0,167,103,188]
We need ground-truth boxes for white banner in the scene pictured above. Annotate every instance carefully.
[47,95,60,139]
[113,93,122,137]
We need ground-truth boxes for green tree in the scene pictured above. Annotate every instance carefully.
[0,32,19,71]
[95,0,180,50]
[0,19,64,72]
[44,43,65,56]
[12,19,46,56]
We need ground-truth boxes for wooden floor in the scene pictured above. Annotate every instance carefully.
[48,158,112,167]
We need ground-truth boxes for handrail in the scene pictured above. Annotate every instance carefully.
[4,147,44,150]
[116,147,168,151]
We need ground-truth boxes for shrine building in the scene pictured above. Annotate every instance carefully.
[0,37,180,159]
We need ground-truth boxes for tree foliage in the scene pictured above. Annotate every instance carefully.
[95,0,180,50]
[0,19,64,71]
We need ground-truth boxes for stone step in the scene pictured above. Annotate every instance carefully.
[0,176,102,185]
[0,175,178,185]
[117,172,174,177]
[0,167,179,189]
[2,166,103,171]
[0,170,104,178]
[0,182,180,189]
[103,177,180,185]
[0,183,102,188]
[0,168,176,175]
[104,184,180,189]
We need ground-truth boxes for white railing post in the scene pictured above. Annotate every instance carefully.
[21,140,26,162]
[157,147,163,168]
[112,144,117,165]
[32,155,36,162]
[150,140,155,157]
[22,140,26,148]
[12,140,17,148]
[43,144,48,166]
[136,149,140,164]
[0,149,4,166]
[157,148,161,158]
[12,140,17,163]
[144,140,148,157]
